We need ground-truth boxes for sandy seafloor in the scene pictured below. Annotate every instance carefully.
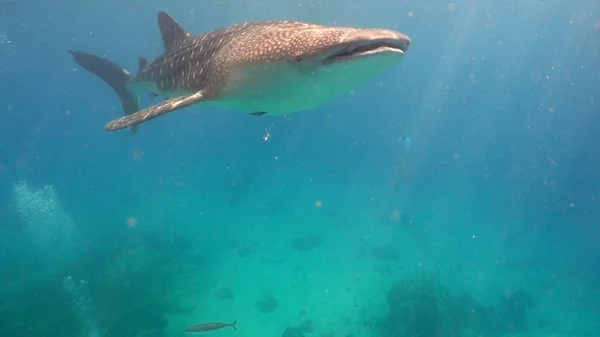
[119,187,600,337]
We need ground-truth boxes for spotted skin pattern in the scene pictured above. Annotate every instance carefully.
[136,19,399,97]
[71,12,411,132]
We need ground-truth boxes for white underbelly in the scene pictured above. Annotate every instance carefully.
[209,72,341,115]
[209,57,400,115]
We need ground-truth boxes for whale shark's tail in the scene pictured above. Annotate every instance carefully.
[68,50,139,134]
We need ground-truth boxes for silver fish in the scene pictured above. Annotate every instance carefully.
[185,320,237,333]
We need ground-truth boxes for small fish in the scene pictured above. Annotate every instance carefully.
[185,321,237,333]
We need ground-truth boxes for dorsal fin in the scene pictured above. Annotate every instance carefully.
[137,56,148,75]
[157,11,191,53]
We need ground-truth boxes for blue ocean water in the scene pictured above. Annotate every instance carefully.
[1,1,599,337]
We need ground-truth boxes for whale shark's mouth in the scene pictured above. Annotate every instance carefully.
[323,39,408,64]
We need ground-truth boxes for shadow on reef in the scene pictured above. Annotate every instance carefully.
[382,272,538,337]
[86,228,200,337]
[0,225,201,337]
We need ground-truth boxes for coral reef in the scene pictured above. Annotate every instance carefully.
[292,235,323,251]
[230,237,252,257]
[383,272,538,337]
[495,289,537,333]
[370,245,399,261]
[281,320,313,337]
[384,273,458,337]
[216,287,236,300]
[256,293,279,314]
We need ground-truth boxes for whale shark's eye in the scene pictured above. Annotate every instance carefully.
[294,56,303,62]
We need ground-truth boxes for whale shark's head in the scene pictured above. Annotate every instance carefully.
[298,27,410,65]
[215,22,412,114]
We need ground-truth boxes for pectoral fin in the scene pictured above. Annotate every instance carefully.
[104,91,208,131]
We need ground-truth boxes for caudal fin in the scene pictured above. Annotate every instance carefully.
[68,50,140,133]
[231,320,237,331]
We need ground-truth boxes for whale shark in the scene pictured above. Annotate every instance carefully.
[69,12,411,133]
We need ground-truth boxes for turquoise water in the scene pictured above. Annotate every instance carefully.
[1,1,599,337]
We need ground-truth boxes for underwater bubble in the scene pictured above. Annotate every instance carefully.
[0,31,11,46]
[398,136,412,151]
[0,30,17,68]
